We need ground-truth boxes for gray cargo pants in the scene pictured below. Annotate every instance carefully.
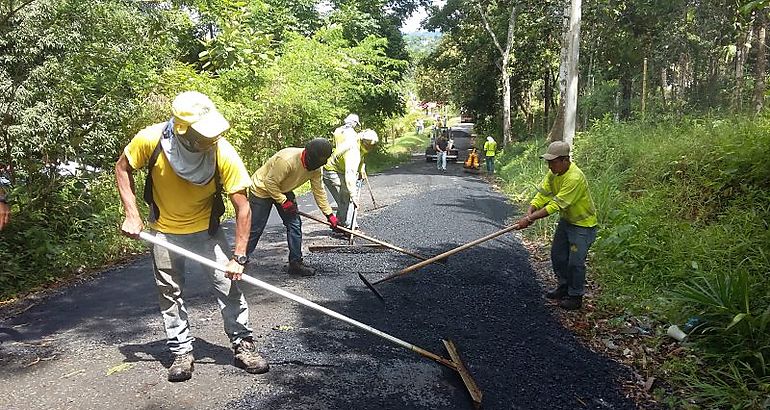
[150,229,253,355]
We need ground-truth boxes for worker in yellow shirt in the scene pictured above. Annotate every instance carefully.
[483,136,497,174]
[323,129,378,230]
[246,139,337,276]
[115,91,267,382]
[516,141,598,310]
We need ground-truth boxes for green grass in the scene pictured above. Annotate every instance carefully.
[495,114,770,408]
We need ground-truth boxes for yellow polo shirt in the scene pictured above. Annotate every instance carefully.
[124,123,251,234]
[249,147,333,216]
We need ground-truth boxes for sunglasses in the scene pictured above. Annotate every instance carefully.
[179,126,222,152]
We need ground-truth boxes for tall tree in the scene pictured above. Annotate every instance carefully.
[476,1,517,145]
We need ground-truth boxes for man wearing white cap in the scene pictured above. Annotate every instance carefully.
[516,141,598,310]
[483,136,497,174]
[115,91,268,382]
[323,129,379,230]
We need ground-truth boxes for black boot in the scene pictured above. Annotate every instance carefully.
[559,295,583,311]
[288,260,315,276]
[546,285,568,300]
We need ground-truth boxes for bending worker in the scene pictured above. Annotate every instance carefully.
[115,91,267,382]
[515,141,598,311]
[246,139,337,276]
[323,129,378,230]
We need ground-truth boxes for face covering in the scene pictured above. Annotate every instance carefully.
[161,120,217,185]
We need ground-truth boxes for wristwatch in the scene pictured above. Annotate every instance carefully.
[232,253,249,265]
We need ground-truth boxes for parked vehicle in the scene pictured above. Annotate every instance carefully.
[424,123,474,163]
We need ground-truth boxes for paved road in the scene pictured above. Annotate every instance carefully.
[0,155,637,410]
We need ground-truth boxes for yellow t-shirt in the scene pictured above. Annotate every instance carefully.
[249,147,333,216]
[124,123,252,234]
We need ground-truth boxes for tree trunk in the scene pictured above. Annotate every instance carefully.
[660,67,667,108]
[620,72,632,119]
[477,2,517,145]
[734,21,754,111]
[547,0,571,142]
[754,12,767,114]
[544,67,551,133]
[563,0,582,145]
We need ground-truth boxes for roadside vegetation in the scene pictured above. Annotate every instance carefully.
[496,115,770,409]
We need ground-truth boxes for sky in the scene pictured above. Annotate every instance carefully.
[400,1,445,33]
[317,1,444,34]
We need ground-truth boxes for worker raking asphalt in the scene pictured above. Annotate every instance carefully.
[0,157,639,410]
[224,159,638,410]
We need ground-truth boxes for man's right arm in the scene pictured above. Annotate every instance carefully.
[115,154,143,238]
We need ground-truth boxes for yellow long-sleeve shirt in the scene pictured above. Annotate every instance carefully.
[249,147,333,216]
[530,163,597,227]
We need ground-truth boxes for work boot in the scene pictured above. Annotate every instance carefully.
[233,338,269,374]
[545,285,568,300]
[288,260,315,276]
[559,295,583,311]
[167,353,194,382]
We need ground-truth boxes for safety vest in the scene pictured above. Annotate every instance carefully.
[484,140,497,157]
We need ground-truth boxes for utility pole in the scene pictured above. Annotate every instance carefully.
[563,0,582,146]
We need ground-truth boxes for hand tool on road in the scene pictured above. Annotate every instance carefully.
[364,174,384,210]
[309,243,387,252]
[299,211,435,262]
[359,223,523,302]
[349,182,363,245]
[138,231,483,408]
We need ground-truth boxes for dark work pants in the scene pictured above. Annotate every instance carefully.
[246,194,302,262]
[551,219,597,296]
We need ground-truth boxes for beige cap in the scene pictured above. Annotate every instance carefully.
[171,91,230,138]
[541,141,571,160]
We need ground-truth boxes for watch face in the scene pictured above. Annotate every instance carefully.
[234,254,248,264]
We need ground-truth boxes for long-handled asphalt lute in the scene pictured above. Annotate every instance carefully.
[349,182,363,245]
[299,211,432,262]
[364,174,383,210]
[358,223,522,300]
[138,231,482,407]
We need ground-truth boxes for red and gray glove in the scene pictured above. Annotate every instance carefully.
[326,214,339,230]
[281,200,298,215]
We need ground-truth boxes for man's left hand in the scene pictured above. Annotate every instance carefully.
[225,259,244,280]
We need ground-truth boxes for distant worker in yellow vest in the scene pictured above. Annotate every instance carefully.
[115,91,267,382]
[246,139,336,277]
[516,141,598,311]
[323,129,379,230]
[333,114,360,149]
[483,136,497,174]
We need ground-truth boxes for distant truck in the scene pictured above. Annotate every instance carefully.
[425,123,474,163]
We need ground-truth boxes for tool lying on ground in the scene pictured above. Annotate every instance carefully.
[138,231,482,408]
[359,223,522,302]
[299,211,435,262]
[308,243,387,253]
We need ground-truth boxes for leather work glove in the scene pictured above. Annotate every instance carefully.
[281,200,298,215]
[326,214,340,231]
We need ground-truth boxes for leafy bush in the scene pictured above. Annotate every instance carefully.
[495,114,770,407]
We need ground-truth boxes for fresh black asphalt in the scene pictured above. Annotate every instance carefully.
[0,156,637,409]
